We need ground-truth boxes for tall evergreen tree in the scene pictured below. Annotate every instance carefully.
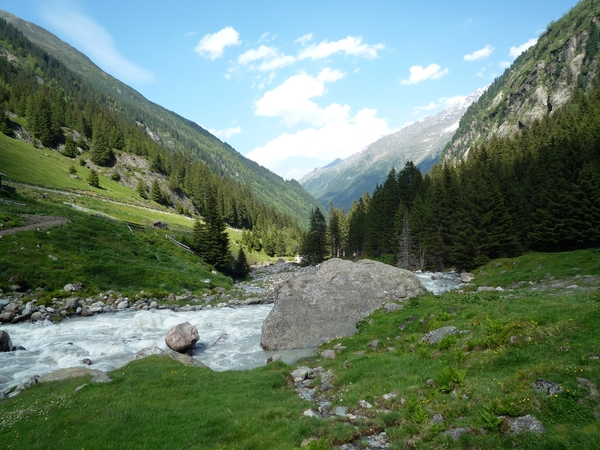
[301,207,327,265]
[192,191,230,270]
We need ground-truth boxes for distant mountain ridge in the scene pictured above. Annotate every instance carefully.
[0,9,322,224]
[300,87,486,210]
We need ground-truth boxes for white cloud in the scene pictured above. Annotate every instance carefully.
[208,126,242,140]
[401,64,449,85]
[499,61,511,69]
[412,102,439,115]
[464,44,494,61]
[298,36,384,60]
[509,38,537,58]
[254,71,349,126]
[247,108,390,179]
[237,45,295,71]
[195,27,241,60]
[40,2,154,84]
[295,33,314,45]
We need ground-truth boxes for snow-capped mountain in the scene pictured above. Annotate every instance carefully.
[300,87,487,210]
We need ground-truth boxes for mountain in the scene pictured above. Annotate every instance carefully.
[300,88,486,210]
[0,10,321,225]
[442,0,600,162]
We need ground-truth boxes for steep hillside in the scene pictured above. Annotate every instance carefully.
[300,88,485,210]
[443,0,600,162]
[0,10,321,224]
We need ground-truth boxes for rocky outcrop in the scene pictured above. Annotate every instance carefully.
[260,258,427,350]
[165,322,199,354]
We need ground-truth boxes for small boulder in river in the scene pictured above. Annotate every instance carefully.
[165,322,199,354]
[261,258,427,350]
[0,330,14,352]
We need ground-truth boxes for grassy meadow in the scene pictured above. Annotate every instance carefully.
[1,249,599,449]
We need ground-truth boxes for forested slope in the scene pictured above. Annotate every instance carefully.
[0,15,310,256]
[0,10,321,225]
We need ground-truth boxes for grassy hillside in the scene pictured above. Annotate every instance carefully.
[1,250,598,449]
[0,10,322,225]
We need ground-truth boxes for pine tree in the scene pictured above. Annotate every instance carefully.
[62,136,78,158]
[192,191,230,270]
[232,246,250,277]
[301,207,327,265]
[91,115,114,166]
[150,179,164,204]
[136,179,147,199]
[396,214,424,270]
[88,169,99,188]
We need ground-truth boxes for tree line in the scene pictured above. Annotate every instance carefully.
[302,82,600,270]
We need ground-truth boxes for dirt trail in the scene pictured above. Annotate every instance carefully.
[0,214,70,237]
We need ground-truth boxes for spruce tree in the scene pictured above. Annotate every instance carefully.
[87,169,99,188]
[62,136,78,158]
[150,179,164,204]
[192,191,230,270]
[232,246,250,277]
[91,115,114,166]
[136,179,148,199]
[301,207,327,265]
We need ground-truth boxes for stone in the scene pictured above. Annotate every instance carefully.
[534,378,563,396]
[64,283,75,292]
[165,322,199,354]
[82,358,92,365]
[359,399,373,409]
[321,349,336,359]
[421,326,457,345]
[332,406,347,416]
[368,339,380,350]
[167,293,176,302]
[459,272,475,283]
[116,300,129,310]
[431,413,443,424]
[382,302,404,313]
[266,355,281,363]
[65,298,80,310]
[261,259,427,350]
[432,272,444,280]
[291,366,312,380]
[30,311,43,322]
[38,367,111,384]
[0,330,14,352]
[303,409,322,419]
[0,311,16,323]
[443,428,471,440]
[500,414,545,435]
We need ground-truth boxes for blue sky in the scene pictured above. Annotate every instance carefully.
[0,0,581,180]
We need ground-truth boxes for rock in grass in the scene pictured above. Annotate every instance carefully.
[421,326,457,345]
[165,322,199,354]
[261,258,426,350]
[534,378,563,396]
[500,414,545,435]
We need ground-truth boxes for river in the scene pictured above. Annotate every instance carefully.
[0,270,459,394]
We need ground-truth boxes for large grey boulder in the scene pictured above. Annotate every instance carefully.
[165,322,199,354]
[261,258,427,350]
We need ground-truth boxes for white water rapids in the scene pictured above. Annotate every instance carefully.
[0,271,459,394]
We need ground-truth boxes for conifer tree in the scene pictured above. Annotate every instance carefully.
[62,136,78,158]
[91,115,114,166]
[301,207,327,265]
[87,169,99,188]
[136,179,147,199]
[192,191,230,270]
[232,246,250,277]
[150,179,164,204]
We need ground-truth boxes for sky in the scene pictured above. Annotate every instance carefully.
[0,0,581,180]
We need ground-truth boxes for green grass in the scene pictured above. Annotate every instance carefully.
[0,358,346,450]
[0,192,231,295]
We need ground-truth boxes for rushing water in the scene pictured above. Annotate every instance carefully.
[0,271,460,394]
